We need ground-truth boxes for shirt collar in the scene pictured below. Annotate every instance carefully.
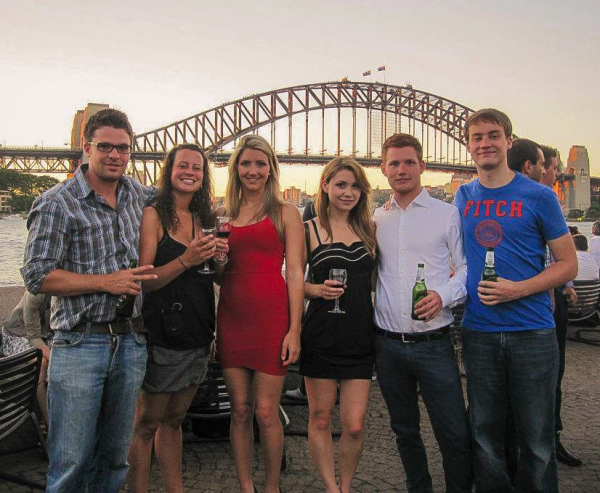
[71,163,130,200]
[389,187,431,210]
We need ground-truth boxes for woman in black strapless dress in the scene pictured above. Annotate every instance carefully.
[300,157,377,493]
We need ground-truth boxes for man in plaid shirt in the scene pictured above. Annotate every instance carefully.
[22,108,156,493]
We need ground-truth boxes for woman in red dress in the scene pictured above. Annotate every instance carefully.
[217,134,304,493]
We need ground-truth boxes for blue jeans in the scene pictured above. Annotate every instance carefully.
[46,329,147,493]
[463,328,559,493]
[375,331,472,493]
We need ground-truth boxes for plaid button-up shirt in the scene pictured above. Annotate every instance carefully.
[21,164,155,332]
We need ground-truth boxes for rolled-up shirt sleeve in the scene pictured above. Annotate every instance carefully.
[436,208,467,308]
[22,291,46,349]
[21,195,70,295]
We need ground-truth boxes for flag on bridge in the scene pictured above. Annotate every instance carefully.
[363,70,371,76]
[378,66,386,71]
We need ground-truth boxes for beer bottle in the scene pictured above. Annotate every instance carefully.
[481,247,498,282]
[115,259,138,320]
[411,263,428,320]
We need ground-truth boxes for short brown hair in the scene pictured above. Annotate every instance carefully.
[592,221,600,236]
[464,108,512,142]
[84,108,133,142]
[381,133,423,163]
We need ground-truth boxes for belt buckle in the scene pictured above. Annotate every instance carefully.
[401,333,415,344]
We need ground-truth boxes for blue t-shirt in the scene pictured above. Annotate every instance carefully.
[454,172,568,332]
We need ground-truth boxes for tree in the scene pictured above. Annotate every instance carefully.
[0,169,59,212]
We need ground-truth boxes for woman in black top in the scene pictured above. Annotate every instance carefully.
[300,157,377,493]
[127,144,227,492]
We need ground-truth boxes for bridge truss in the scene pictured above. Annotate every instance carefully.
[1,81,479,185]
[132,80,476,184]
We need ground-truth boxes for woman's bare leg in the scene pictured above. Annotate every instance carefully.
[338,379,370,493]
[223,368,256,493]
[305,377,341,493]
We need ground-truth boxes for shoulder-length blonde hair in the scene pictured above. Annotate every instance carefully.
[315,156,376,257]
[225,134,283,237]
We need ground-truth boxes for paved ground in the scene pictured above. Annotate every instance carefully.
[2,286,600,492]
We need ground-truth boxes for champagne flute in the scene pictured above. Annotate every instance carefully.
[328,268,347,314]
[215,216,231,264]
[199,227,216,274]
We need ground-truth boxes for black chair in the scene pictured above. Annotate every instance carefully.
[568,279,600,346]
[0,347,47,490]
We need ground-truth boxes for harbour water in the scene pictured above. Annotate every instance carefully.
[0,216,28,286]
[0,217,594,287]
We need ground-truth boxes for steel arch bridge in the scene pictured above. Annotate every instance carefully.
[132,80,476,184]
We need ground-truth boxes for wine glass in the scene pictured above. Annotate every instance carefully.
[199,227,216,274]
[328,268,347,314]
[215,216,231,264]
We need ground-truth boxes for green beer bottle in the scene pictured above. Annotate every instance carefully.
[115,259,138,320]
[411,263,428,320]
[481,247,498,282]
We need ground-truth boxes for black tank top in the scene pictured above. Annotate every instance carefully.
[142,218,215,350]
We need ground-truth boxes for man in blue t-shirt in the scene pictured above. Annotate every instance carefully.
[454,108,577,493]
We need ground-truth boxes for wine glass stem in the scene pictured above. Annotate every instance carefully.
[334,298,340,312]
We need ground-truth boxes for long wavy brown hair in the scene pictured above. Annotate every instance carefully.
[225,134,283,238]
[154,144,214,232]
[315,156,376,257]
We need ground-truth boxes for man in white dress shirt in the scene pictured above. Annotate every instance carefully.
[374,133,472,493]
[573,234,600,280]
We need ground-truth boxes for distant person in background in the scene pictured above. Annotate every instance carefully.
[300,157,377,493]
[127,144,227,492]
[540,144,560,189]
[507,138,545,182]
[568,226,580,236]
[588,221,600,267]
[540,143,582,466]
[1,291,51,424]
[573,235,600,280]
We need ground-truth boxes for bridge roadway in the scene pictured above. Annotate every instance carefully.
[0,147,588,188]
[0,146,476,173]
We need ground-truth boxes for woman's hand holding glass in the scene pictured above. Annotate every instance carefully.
[177,231,216,271]
[320,279,346,300]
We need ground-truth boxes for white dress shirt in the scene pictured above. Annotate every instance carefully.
[589,235,600,268]
[374,188,467,333]
[575,250,600,280]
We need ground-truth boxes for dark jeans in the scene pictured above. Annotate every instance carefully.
[463,328,559,493]
[554,288,568,433]
[375,331,472,493]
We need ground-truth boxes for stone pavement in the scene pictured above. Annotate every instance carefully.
[1,322,600,492]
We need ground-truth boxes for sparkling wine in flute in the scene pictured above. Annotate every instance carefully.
[328,268,347,314]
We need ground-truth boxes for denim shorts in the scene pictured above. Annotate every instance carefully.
[143,344,210,393]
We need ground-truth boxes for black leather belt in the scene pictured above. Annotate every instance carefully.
[72,317,144,335]
[375,325,450,343]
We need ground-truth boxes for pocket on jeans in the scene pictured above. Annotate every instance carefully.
[132,332,147,346]
[51,331,85,347]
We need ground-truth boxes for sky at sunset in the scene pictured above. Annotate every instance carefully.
[1,0,598,194]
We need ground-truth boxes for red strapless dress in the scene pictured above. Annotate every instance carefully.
[217,216,288,376]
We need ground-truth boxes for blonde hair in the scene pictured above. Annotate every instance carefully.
[225,134,283,237]
[315,156,376,257]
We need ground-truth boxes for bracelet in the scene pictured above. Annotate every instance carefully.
[177,256,189,270]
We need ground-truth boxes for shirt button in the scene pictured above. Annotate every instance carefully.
[401,250,405,253]
[400,270,404,273]
[401,289,405,293]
